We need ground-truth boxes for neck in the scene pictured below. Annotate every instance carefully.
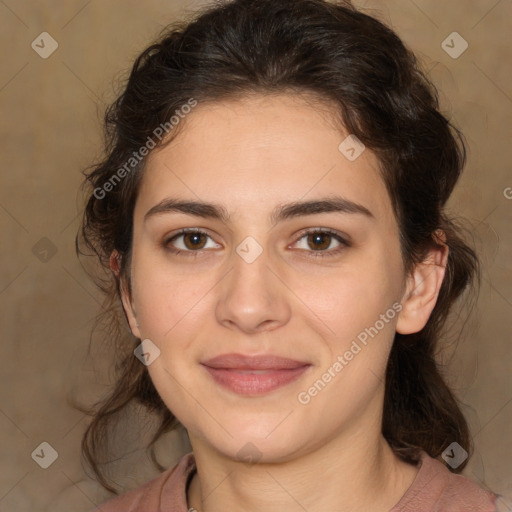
[186,426,418,512]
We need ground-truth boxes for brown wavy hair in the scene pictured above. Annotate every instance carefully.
[75,0,480,494]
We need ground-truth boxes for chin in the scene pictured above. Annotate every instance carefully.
[197,416,310,463]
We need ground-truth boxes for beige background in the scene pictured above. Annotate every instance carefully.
[0,0,511,510]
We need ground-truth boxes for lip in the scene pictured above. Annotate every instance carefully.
[201,353,311,395]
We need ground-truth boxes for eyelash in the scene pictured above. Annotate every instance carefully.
[163,228,350,259]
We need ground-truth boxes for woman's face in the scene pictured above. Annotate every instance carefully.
[122,93,411,462]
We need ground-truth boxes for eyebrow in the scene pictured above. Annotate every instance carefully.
[143,196,375,225]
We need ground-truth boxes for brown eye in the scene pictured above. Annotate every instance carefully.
[307,232,332,251]
[292,229,349,258]
[164,228,220,255]
[182,232,207,250]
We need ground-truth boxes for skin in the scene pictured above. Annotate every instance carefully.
[117,93,448,512]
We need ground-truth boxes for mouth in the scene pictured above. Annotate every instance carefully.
[201,353,312,395]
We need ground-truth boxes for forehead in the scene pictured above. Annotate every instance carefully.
[135,93,394,226]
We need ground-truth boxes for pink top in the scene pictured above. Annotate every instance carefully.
[93,451,499,511]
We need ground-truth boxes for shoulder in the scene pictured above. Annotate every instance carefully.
[90,452,196,512]
[392,450,499,512]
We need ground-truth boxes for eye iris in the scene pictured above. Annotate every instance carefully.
[308,232,331,251]
[184,232,207,250]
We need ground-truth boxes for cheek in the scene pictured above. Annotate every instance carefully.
[131,251,214,342]
[294,257,401,338]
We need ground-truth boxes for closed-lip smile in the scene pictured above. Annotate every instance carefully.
[201,353,311,395]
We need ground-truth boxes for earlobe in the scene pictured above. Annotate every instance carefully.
[110,250,141,338]
[120,286,138,333]
[121,282,142,338]
[396,233,449,335]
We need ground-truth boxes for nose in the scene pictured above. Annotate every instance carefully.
[215,245,292,335]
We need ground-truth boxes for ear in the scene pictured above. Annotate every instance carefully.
[396,231,449,335]
[110,250,141,338]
